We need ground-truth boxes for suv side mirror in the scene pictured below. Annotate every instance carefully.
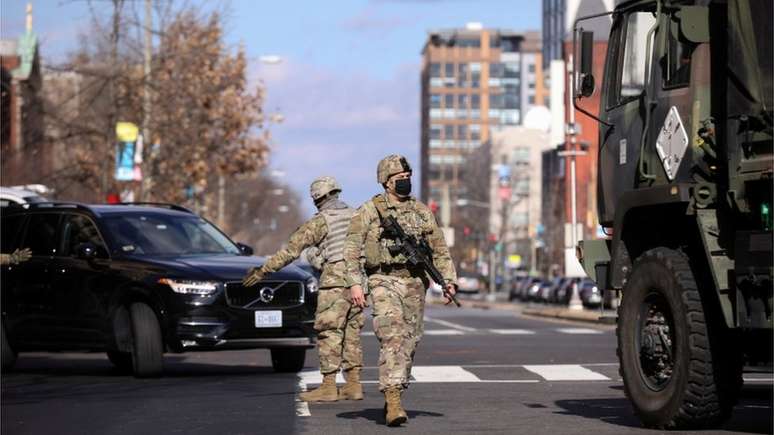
[578,30,595,98]
[236,243,254,256]
[76,242,98,260]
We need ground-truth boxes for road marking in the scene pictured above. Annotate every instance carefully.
[489,329,535,335]
[295,377,311,417]
[298,370,345,385]
[423,316,477,332]
[411,366,481,382]
[556,328,603,334]
[424,329,465,336]
[523,364,610,381]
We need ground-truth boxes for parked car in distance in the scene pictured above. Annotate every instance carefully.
[579,279,603,308]
[0,202,318,377]
[457,272,482,294]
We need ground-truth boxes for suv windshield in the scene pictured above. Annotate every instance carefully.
[102,213,240,256]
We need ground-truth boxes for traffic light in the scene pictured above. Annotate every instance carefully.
[429,199,439,214]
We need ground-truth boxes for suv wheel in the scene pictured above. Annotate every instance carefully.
[270,348,306,373]
[1,321,17,371]
[129,303,164,377]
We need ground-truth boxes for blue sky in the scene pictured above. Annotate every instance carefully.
[2,0,542,216]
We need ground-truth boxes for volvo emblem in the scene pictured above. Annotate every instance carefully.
[259,287,275,303]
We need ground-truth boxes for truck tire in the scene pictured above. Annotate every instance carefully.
[106,350,133,373]
[270,348,306,373]
[1,322,17,371]
[617,247,738,429]
[129,303,163,377]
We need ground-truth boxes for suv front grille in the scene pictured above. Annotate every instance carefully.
[224,281,304,309]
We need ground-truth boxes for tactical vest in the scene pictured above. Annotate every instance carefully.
[320,207,355,262]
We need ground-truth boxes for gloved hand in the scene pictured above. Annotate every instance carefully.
[9,248,32,265]
[242,267,264,287]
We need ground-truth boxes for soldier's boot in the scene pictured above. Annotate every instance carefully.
[384,387,408,427]
[299,373,339,402]
[338,368,364,400]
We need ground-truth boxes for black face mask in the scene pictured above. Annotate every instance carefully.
[394,178,411,196]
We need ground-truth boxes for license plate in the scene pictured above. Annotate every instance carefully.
[254,310,282,328]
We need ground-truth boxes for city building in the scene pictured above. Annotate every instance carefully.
[420,24,546,260]
[489,112,552,274]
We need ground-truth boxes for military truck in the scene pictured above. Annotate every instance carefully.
[572,0,772,429]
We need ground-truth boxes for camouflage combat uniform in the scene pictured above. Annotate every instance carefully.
[344,193,457,392]
[254,200,364,376]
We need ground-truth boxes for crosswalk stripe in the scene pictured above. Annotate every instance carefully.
[295,378,311,417]
[489,329,535,335]
[556,328,603,334]
[423,316,477,332]
[523,364,610,381]
[298,370,345,385]
[424,329,465,336]
[410,366,480,382]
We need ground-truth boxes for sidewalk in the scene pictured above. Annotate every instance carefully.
[428,291,618,325]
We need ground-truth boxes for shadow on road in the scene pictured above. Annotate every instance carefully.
[555,384,773,435]
[336,408,444,425]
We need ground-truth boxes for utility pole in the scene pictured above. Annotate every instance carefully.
[104,0,123,200]
[141,0,153,200]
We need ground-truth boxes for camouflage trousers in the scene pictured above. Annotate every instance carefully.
[314,287,365,374]
[368,274,426,392]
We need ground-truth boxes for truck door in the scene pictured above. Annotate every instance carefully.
[598,9,657,224]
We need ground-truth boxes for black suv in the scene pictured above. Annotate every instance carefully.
[0,203,318,377]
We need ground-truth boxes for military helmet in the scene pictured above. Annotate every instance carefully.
[377,154,412,184]
[310,176,341,201]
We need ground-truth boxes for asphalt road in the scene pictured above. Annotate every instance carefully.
[2,305,772,435]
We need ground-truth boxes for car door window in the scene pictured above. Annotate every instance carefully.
[1,214,25,254]
[620,12,657,100]
[662,13,696,89]
[59,214,109,258]
[23,214,61,256]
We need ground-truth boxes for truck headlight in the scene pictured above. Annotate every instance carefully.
[159,278,220,296]
[306,277,319,293]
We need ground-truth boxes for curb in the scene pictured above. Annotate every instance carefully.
[428,296,617,325]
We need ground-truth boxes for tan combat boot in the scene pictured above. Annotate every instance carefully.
[384,387,408,426]
[338,368,364,400]
[299,373,339,402]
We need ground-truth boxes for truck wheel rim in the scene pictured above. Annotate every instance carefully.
[637,290,675,392]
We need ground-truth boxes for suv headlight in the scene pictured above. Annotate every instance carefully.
[306,276,319,293]
[159,278,220,296]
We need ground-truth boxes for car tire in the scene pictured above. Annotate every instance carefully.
[129,303,164,378]
[107,350,133,373]
[617,247,739,429]
[270,348,306,373]
[1,321,17,371]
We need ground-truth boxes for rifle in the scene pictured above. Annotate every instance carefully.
[380,215,461,307]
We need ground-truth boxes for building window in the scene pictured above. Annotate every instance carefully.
[457,94,468,109]
[490,94,504,109]
[471,94,481,109]
[501,36,519,53]
[444,94,454,108]
[457,124,467,138]
[528,95,535,104]
[444,63,455,78]
[504,62,520,78]
[528,64,536,73]
[444,124,455,139]
[430,124,442,140]
[489,62,504,78]
[663,13,695,88]
[430,62,441,78]
[470,124,481,140]
[457,63,468,86]
[505,93,519,109]
[457,38,480,48]
[430,94,441,108]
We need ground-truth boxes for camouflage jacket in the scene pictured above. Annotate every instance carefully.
[260,200,352,289]
[343,193,457,288]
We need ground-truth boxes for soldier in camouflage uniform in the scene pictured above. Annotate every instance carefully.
[242,176,365,402]
[344,155,457,427]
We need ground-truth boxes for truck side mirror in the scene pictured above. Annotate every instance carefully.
[578,30,595,98]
